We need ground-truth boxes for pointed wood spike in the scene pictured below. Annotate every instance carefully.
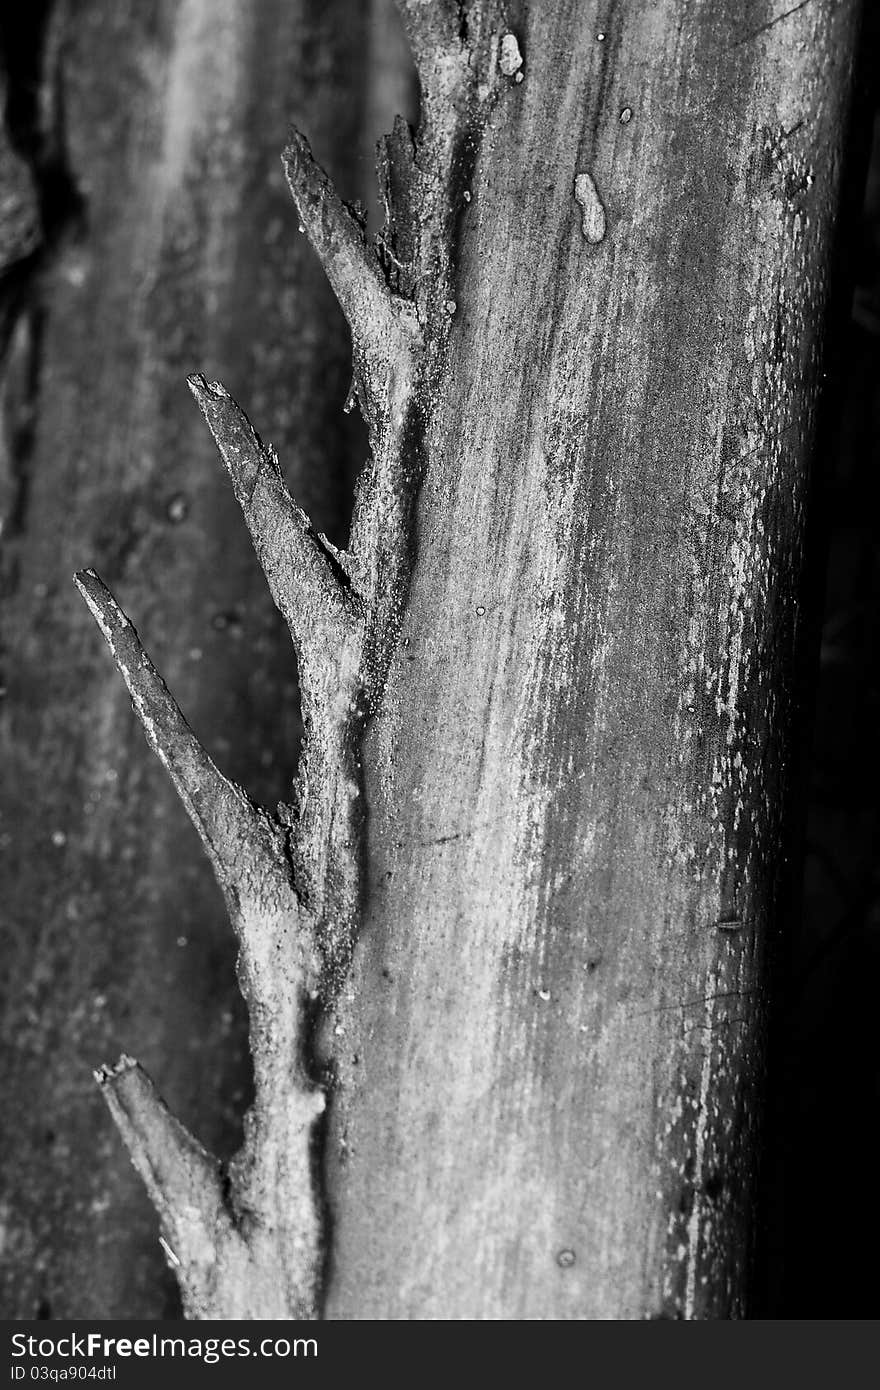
[282,131,412,372]
[95,1055,229,1278]
[186,375,355,642]
[74,568,263,885]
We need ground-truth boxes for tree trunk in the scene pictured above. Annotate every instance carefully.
[3,0,866,1321]
[320,0,865,1319]
[0,0,367,1319]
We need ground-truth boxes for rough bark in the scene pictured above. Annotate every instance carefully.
[4,0,864,1321]
[320,0,865,1319]
[0,0,367,1319]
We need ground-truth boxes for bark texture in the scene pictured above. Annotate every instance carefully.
[0,0,367,1318]
[71,0,510,1316]
[320,0,864,1319]
[2,0,864,1321]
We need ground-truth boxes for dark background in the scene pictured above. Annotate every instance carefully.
[0,2,877,1319]
[757,94,880,1315]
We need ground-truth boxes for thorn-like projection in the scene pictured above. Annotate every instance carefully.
[95,1056,228,1286]
[186,375,358,648]
[74,0,523,1323]
[74,568,265,890]
[282,132,416,406]
[77,563,326,1318]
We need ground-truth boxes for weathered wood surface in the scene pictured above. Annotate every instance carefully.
[321,0,864,1318]
[0,0,366,1318]
[1,0,865,1321]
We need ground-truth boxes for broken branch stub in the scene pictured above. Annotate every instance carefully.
[77,0,529,1321]
[73,568,266,891]
[185,375,366,958]
[74,564,322,985]
[95,1056,323,1320]
[186,374,359,648]
[77,569,325,1318]
[282,131,417,420]
[94,1056,229,1296]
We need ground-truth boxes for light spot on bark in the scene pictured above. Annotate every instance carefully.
[574,173,606,244]
[499,33,523,78]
